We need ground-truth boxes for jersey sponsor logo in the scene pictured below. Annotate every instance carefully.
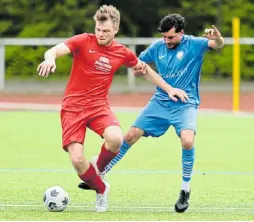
[94,56,112,73]
[176,50,184,60]
[163,67,188,79]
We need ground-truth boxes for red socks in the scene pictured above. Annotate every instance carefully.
[97,143,118,172]
[78,164,105,194]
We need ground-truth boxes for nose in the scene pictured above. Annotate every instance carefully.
[98,31,104,37]
[164,38,171,44]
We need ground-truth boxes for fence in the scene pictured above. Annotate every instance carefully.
[1,37,254,92]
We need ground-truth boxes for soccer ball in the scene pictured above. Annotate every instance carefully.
[43,186,69,212]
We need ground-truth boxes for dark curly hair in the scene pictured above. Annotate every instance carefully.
[157,14,185,33]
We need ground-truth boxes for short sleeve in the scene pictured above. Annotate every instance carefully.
[191,37,210,55]
[139,42,157,63]
[64,33,88,53]
[124,47,138,67]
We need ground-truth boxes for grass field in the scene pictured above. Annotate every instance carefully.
[0,110,254,221]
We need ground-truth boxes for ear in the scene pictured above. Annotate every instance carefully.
[180,29,184,35]
[114,28,119,35]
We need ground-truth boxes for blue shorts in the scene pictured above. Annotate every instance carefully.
[133,99,197,137]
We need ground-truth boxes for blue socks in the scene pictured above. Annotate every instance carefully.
[182,148,195,191]
[105,140,131,173]
[104,141,195,192]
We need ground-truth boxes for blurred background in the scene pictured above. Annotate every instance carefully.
[0,0,254,112]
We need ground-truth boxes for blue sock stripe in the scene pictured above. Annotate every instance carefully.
[183,166,193,171]
[105,141,131,173]
[183,167,193,171]
[119,150,126,156]
[182,148,195,182]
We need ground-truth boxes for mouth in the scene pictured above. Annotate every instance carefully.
[166,43,178,49]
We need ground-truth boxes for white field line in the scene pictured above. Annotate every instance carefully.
[0,221,253,222]
[1,203,254,212]
[1,168,254,175]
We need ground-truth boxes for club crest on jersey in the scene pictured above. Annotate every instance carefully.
[100,56,109,64]
[176,51,184,60]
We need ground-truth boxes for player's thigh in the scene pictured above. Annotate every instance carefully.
[88,108,123,151]
[88,106,121,139]
[60,109,87,151]
[133,99,170,137]
[172,106,197,137]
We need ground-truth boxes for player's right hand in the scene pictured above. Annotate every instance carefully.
[132,61,147,76]
[37,59,56,77]
[167,87,189,103]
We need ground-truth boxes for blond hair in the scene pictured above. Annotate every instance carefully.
[93,5,120,30]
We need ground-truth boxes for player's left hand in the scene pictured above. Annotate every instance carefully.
[167,87,189,103]
[203,25,221,40]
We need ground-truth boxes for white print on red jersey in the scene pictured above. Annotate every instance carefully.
[94,56,112,73]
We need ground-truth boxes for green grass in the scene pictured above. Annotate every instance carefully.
[0,111,254,220]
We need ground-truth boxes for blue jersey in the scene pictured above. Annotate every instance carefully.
[139,35,210,106]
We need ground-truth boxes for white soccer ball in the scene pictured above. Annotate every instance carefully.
[43,186,69,212]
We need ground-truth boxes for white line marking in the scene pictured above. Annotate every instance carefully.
[1,203,254,212]
[0,221,252,222]
[0,168,254,175]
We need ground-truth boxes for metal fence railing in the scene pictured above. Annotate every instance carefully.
[1,37,254,91]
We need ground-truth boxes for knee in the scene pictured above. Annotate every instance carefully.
[68,143,86,167]
[103,126,123,152]
[70,154,84,167]
[180,130,195,150]
[181,137,194,149]
[125,127,144,145]
[106,134,123,151]
[109,135,123,148]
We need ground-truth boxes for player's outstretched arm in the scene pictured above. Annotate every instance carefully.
[203,25,224,49]
[132,60,188,102]
[37,43,71,77]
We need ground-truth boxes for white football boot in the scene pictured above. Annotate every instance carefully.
[96,181,110,212]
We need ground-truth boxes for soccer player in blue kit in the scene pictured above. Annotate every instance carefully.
[79,13,224,213]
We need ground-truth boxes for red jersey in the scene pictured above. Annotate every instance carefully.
[63,33,138,108]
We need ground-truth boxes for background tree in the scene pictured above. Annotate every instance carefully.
[1,0,254,80]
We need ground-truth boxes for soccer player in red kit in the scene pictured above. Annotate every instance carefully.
[37,5,188,212]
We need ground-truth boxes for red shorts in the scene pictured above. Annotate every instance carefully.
[60,103,120,150]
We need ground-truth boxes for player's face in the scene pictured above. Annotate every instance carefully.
[95,20,118,46]
[162,27,184,49]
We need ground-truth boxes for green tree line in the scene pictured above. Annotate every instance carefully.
[1,0,254,80]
